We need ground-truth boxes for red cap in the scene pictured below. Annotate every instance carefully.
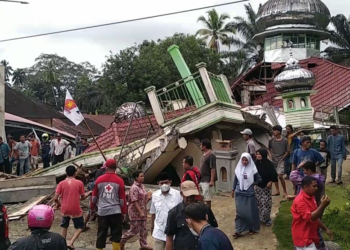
[105,159,117,168]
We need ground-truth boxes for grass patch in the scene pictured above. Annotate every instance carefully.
[273,184,350,250]
[273,200,293,250]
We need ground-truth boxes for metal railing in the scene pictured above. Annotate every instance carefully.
[155,71,232,122]
[156,72,210,122]
[208,72,231,103]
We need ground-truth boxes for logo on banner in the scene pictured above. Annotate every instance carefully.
[64,99,78,114]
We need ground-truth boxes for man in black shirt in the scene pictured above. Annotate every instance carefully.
[165,181,218,250]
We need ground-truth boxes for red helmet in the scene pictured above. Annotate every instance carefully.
[27,205,54,229]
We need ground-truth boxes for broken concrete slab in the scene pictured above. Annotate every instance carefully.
[0,175,56,203]
[0,175,56,189]
[0,185,56,203]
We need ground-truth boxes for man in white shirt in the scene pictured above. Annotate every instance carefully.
[150,173,182,250]
[51,133,70,165]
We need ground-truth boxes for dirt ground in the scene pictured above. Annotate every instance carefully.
[8,161,350,250]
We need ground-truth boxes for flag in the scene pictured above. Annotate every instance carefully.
[64,90,84,126]
[31,128,41,148]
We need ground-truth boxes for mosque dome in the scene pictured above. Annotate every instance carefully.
[274,56,315,93]
[254,0,331,42]
[256,0,331,31]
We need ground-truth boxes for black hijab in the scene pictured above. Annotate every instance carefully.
[256,148,278,188]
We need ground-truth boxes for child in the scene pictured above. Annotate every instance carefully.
[317,139,331,181]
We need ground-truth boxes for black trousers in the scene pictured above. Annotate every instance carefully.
[0,159,11,174]
[53,154,64,165]
[96,214,122,249]
[42,157,50,168]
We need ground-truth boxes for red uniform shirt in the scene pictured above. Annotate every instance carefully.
[91,172,127,215]
[56,177,85,218]
[291,190,319,247]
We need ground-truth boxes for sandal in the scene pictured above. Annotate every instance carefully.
[233,232,243,239]
[248,230,256,235]
[272,193,280,196]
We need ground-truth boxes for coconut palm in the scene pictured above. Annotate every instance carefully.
[224,3,263,66]
[196,9,234,52]
[221,49,251,79]
[12,68,26,88]
[1,60,14,84]
[324,14,350,66]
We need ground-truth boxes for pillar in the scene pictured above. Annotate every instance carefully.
[214,150,239,192]
[0,66,5,142]
[167,45,206,108]
[145,86,165,126]
[196,62,217,103]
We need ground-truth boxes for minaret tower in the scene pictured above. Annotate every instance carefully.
[254,0,331,63]
[274,50,317,128]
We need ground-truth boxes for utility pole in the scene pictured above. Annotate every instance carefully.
[0,0,29,4]
[0,66,5,142]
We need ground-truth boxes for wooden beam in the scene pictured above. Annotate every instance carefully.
[8,195,47,220]
[0,175,56,189]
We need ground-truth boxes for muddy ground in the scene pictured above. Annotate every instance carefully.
[8,161,350,250]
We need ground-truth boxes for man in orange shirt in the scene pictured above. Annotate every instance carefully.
[54,165,91,249]
[291,176,333,250]
[29,136,40,170]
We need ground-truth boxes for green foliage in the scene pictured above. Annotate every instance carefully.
[196,9,234,52]
[274,185,350,250]
[98,33,222,114]
[1,60,14,85]
[12,54,100,112]
[323,208,350,248]
[324,14,350,66]
[273,200,294,250]
[224,3,264,67]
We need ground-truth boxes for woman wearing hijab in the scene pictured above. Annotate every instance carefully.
[255,149,278,227]
[232,153,262,239]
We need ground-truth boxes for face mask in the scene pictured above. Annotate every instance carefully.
[189,226,199,237]
[160,184,170,192]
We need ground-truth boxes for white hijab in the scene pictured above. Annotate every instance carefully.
[235,153,258,191]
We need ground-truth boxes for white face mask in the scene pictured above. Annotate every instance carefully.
[189,227,199,237]
[160,184,170,192]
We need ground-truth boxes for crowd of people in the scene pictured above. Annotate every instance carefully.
[0,125,347,250]
[241,125,346,250]
[0,131,91,176]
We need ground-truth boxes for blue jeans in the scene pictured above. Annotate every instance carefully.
[76,146,83,156]
[19,157,30,176]
[331,155,343,181]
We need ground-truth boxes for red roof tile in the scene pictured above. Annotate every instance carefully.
[253,57,350,112]
[84,115,160,153]
[84,106,197,153]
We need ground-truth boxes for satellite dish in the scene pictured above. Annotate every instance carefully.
[283,41,288,48]
[115,102,147,122]
[256,45,262,51]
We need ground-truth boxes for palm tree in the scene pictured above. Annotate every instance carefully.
[196,9,234,52]
[1,60,14,84]
[12,68,26,88]
[224,3,263,66]
[324,14,350,66]
[43,60,59,108]
[221,49,251,78]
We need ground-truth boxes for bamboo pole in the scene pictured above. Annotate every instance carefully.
[83,119,107,161]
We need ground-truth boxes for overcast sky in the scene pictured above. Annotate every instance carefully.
[0,0,346,69]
